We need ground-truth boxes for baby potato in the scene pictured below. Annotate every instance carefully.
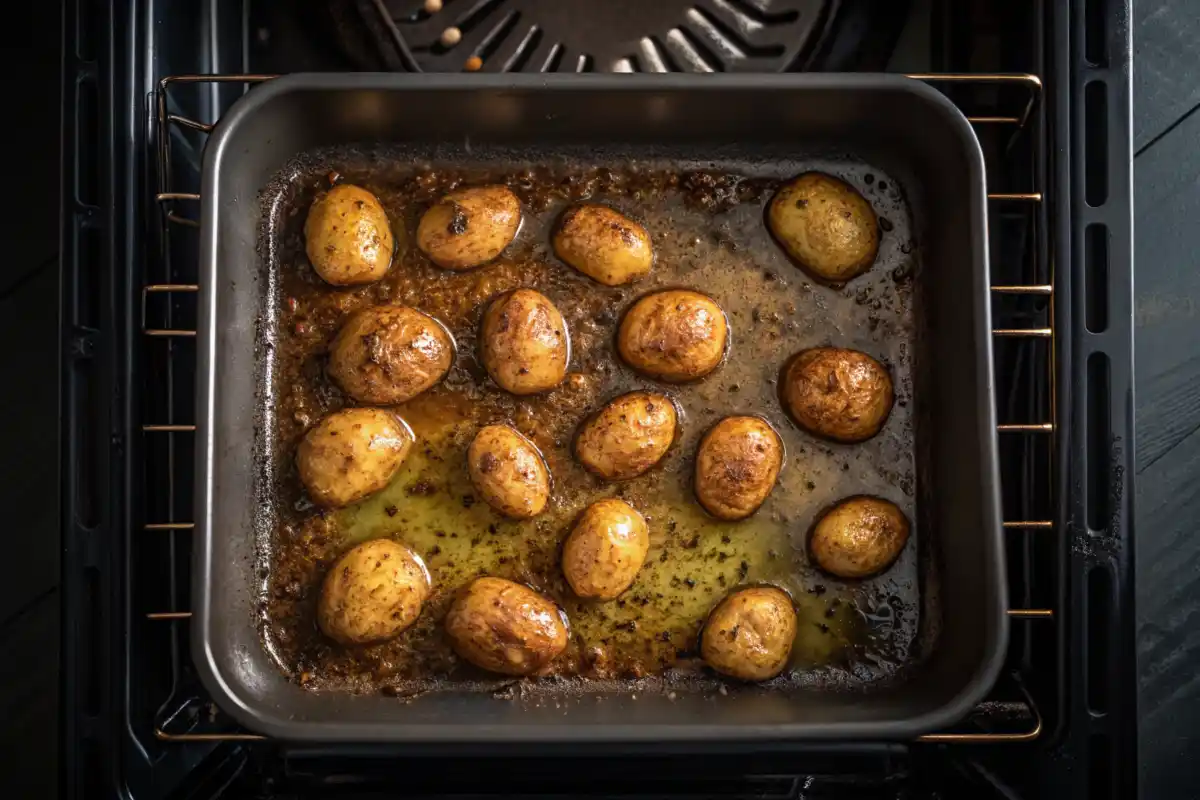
[617,290,728,383]
[782,347,893,443]
[317,539,431,646]
[467,424,551,518]
[296,408,413,508]
[562,498,650,601]
[416,185,521,270]
[809,496,910,579]
[575,391,677,481]
[694,416,783,521]
[480,289,570,395]
[553,204,654,286]
[768,172,879,284]
[304,184,395,286]
[701,586,797,681]
[444,577,569,675]
[327,305,455,405]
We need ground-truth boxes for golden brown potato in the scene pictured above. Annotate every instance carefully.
[327,305,455,405]
[782,347,893,443]
[701,586,797,681]
[562,498,650,601]
[304,184,395,286]
[296,408,413,508]
[416,185,521,270]
[768,172,879,284]
[553,204,653,286]
[617,290,728,383]
[480,289,570,395]
[694,416,783,521]
[317,539,431,645]
[444,577,569,675]
[467,424,551,518]
[575,391,677,481]
[809,496,910,579]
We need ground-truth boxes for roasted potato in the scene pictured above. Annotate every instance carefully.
[562,498,650,601]
[701,586,797,681]
[327,305,455,405]
[767,172,879,284]
[575,391,677,481]
[444,577,569,675]
[781,347,893,443]
[694,416,783,521]
[304,184,395,286]
[553,204,653,286]
[617,290,728,383]
[296,408,413,508]
[416,185,521,270]
[467,424,551,518]
[809,496,910,579]
[317,539,431,645]
[480,289,570,395]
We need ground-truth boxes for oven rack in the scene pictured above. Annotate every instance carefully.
[142,72,1054,744]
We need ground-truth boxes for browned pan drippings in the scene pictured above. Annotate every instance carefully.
[261,156,923,695]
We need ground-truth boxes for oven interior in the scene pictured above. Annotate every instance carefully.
[60,0,1136,797]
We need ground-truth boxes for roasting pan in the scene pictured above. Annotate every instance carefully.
[193,73,1006,743]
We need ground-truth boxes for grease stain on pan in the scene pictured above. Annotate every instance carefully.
[256,146,929,697]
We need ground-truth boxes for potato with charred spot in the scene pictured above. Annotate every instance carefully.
[296,408,413,508]
[768,172,879,284]
[562,498,650,601]
[317,539,430,646]
[467,424,551,518]
[480,289,570,395]
[416,185,521,270]
[444,577,569,675]
[617,290,728,383]
[304,184,395,286]
[701,586,797,681]
[327,305,455,405]
[810,496,910,579]
[694,416,783,521]
[575,391,677,481]
[553,204,654,286]
[782,347,893,443]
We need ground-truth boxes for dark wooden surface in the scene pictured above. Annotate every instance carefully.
[0,3,62,799]
[1134,1,1200,798]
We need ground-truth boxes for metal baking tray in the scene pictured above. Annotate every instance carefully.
[193,73,1006,743]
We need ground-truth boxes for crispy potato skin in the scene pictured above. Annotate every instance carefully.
[781,347,893,443]
[809,496,910,579]
[317,539,430,645]
[296,408,413,508]
[444,577,569,675]
[467,424,551,518]
[617,290,728,383]
[416,185,521,270]
[562,498,650,601]
[575,391,677,481]
[327,305,455,405]
[553,204,653,286]
[768,172,879,284]
[480,289,570,395]
[694,416,783,521]
[701,587,797,681]
[304,184,395,286]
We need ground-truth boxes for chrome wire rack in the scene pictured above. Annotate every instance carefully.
[142,71,1055,744]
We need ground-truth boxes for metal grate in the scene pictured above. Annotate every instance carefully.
[143,71,1054,744]
[364,0,836,73]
